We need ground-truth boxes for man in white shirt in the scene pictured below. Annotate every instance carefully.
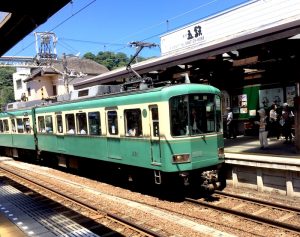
[226,107,236,139]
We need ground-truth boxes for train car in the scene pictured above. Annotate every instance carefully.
[0,108,36,158]
[0,83,225,191]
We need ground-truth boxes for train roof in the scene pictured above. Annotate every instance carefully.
[2,83,220,115]
[35,83,220,113]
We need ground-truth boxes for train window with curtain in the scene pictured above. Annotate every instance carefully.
[0,120,3,133]
[107,110,118,135]
[23,118,31,133]
[76,113,87,135]
[45,115,53,133]
[38,116,45,132]
[88,112,101,135]
[3,119,9,132]
[11,119,16,133]
[124,109,142,137]
[17,118,24,133]
[56,115,63,133]
[66,114,75,134]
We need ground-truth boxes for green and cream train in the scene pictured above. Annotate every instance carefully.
[0,83,225,191]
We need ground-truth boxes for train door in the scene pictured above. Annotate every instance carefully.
[56,114,65,152]
[149,105,161,164]
[106,109,121,159]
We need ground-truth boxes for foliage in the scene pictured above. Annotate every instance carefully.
[83,51,147,70]
[0,67,15,109]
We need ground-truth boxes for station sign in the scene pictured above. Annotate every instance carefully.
[160,0,300,56]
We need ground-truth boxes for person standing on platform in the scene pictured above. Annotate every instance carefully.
[226,107,236,139]
[281,103,294,144]
[269,104,280,139]
[256,108,269,149]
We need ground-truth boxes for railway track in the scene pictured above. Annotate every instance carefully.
[186,190,300,234]
[0,165,165,237]
[1,159,299,237]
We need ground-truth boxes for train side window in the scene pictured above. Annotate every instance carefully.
[56,115,63,133]
[124,109,142,137]
[107,110,118,135]
[66,114,75,134]
[151,107,159,137]
[76,113,87,135]
[3,119,9,132]
[0,120,3,133]
[23,118,31,133]
[45,115,53,133]
[88,112,101,135]
[38,116,45,132]
[11,119,16,133]
[17,118,24,133]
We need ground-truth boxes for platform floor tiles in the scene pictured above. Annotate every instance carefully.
[0,182,100,237]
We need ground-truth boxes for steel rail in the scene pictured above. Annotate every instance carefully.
[0,166,165,237]
[185,197,300,234]
[215,190,300,213]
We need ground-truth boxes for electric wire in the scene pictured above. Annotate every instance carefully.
[9,0,222,57]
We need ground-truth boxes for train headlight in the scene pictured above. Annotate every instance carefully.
[218,147,225,159]
[172,154,190,163]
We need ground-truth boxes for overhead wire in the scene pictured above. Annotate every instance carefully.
[11,0,221,57]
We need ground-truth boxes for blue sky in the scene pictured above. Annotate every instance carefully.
[4,0,249,58]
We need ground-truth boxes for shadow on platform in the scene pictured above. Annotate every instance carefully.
[224,136,299,157]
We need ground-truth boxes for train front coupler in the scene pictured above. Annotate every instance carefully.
[201,170,221,191]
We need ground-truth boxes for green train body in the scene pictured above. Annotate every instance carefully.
[0,84,225,190]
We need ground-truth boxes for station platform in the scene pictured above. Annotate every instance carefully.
[0,182,100,237]
[224,135,299,158]
[0,212,26,237]
[224,135,300,197]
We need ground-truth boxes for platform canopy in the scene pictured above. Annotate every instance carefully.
[0,1,71,56]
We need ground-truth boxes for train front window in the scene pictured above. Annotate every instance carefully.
[170,94,222,136]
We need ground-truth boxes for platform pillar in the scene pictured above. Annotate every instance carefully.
[286,171,294,197]
[257,168,263,192]
[232,167,238,188]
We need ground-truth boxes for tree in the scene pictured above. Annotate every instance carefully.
[0,67,15,109]
[83,51,148,70]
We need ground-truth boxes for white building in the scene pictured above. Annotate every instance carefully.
[13,67,31,101]
[12,56,109,102]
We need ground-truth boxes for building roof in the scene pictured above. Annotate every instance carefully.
[24,57,109,82]
[0,1,71,56]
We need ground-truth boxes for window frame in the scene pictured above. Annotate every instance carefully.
[124,108,143,137]
[88,111,101,136]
